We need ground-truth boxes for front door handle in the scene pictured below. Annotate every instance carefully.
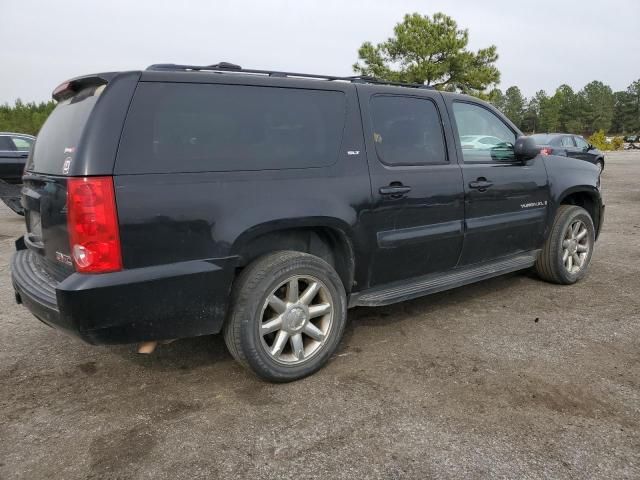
[469,178,493,192]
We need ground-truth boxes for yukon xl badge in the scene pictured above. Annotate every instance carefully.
[56,251,73,266]
[521,201,547,209]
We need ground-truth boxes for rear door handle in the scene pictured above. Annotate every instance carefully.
[469,179,493,191]
[379,185,411,196]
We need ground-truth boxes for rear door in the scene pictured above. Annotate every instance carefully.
[446,99,550,265]
[20,74,139,281]
[560,135,577,156]
[21,87,105,280]
[358,85,464,286]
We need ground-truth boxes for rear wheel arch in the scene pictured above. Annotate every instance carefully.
[232,224,356,293]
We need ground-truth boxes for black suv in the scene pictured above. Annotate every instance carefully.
[11,64,604,381]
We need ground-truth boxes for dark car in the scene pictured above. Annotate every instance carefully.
[623,135,640,149]
[530,133,605,172]
[11,64,604,382]
[0,132,35,214]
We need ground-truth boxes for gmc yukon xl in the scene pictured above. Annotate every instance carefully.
[11,63,604,381]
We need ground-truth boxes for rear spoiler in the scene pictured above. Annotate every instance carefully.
[52,73,119,101]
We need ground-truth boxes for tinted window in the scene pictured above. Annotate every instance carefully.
[452,102,516,163]
[0,136,16,151]
[575,136,589,149]
[370,95,446,166]
[27,86,102,174]
[117,83,346,174]
[561,136,575,147]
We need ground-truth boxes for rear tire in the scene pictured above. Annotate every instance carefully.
[535,205,595,285]
[223,251,347,382]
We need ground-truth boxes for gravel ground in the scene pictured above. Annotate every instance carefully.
[0,152,639,480]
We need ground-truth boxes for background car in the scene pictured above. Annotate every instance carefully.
[0,132,35,215]
[530,133,605,172]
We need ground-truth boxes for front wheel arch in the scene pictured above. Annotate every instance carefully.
[556,188,602,236]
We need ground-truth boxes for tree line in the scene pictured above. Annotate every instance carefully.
[0,100,55,136]
[481,80,640,135]
[355,12,639,137]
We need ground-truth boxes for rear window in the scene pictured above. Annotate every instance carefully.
[27,86,103,174]
[116,82,347,174]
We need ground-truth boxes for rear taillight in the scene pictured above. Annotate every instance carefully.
[540,147,553,156]
[67,177,122,273]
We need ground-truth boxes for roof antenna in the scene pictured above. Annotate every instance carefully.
[207,62,242,70]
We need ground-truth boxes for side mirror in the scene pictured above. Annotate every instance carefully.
[514,136,540,160]
[588,144,594,151]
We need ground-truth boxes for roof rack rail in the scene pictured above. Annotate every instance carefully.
[145,63,434,89]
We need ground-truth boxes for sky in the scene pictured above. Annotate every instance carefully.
[2,0,639,104]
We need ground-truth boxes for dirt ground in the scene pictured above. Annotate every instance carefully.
[0,152,638,480]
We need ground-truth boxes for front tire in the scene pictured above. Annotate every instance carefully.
[223,251,347,382]
[535,205,595,285]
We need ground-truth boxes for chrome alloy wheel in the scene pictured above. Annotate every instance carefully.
[259,275,333,365]
[562,219,590,274]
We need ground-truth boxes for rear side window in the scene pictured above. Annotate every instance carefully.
[370,95,447,166]
[0,136,16,151]
[116,83,347,174]
[561,136,575,147]
[27,86,102,174]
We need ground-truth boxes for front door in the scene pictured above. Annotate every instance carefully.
[572,135,597,163]
[358,86,465,286]
[447,100,550,265]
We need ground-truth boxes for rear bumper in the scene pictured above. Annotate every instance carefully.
[11,248,237,345]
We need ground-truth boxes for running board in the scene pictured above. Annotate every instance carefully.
[349,252,539,307]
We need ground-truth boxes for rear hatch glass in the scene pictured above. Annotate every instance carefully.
[26,85,104,175]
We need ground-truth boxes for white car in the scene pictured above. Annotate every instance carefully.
[460,135,505,150]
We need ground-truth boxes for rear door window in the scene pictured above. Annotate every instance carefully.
[0,136,16,151]
[369,95,447,166]
[116,83,347,174]
[561,136,575,147]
